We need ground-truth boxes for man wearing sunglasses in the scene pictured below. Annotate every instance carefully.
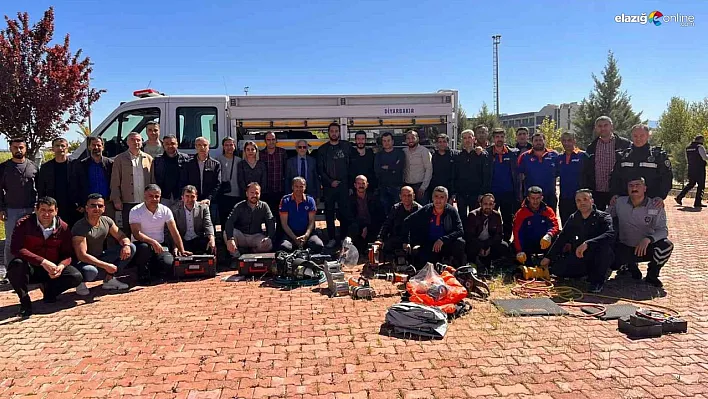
[284,140,319,199]
[72,194,135,295]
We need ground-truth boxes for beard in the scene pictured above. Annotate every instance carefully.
[12,152,24,159]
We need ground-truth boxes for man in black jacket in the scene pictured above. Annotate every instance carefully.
[540,189,615,293]
[428,134,457,201]
[349,131,376,194]
[404,186,466,267]
[180,137,221,224]
[348,175,384,253]
[581,116,632,210]
[317,123,352,247]
[609,124,673,208]
[375,186,421,257]
[465,194,508,269]
[676,135,707,208]
[453,130,490,218]
[154,135,190,207]
[37,138,80,226]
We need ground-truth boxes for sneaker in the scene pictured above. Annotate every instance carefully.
[326,239,337,249]
[588,282,604,293]
[645,275,663,288]
[102,278,129,290]
[674,197,682,206]
[75,282,90,296]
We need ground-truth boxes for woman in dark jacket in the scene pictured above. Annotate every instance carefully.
[237,141,268,194]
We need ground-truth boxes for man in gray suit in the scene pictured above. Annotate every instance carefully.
[170,185,216,255]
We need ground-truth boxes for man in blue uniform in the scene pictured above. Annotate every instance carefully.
[488,128,520,241]
[518,133,559,212]
[555,132,589,225]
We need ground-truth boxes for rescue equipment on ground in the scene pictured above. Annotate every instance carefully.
[348,276,376,300]
[173,254,217,278]
[238,252,276,276]
[405,263,468,314]
[618,308,688,338]
[384,302,449,339]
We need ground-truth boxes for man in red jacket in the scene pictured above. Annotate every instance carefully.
[6,197,82,317]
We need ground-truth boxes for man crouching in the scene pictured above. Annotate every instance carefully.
[540,189,615,293]
[404,186,466,267]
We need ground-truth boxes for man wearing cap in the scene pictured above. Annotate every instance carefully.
[675,135,707,209]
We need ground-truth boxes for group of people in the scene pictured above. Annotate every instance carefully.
[0,114,703,315]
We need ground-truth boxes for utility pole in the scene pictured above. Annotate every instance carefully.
[492,35,501,117]
[244,86,249,96]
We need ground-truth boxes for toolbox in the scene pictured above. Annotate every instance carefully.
[174,254,217,277]
[238,252,276,276]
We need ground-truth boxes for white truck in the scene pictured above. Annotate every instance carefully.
[73,89,459,158]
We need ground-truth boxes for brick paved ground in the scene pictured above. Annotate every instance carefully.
[1,199,708,398]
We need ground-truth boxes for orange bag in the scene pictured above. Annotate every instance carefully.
[406,263,468,313]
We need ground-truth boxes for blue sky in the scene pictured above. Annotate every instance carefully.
[1,0,707,145]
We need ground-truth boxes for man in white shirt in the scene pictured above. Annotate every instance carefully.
[129,184,190,284]
[403,130,432,205]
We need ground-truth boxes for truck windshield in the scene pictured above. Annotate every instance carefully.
[98,107,161,157]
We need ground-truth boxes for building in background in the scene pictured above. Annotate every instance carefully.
[496,102,580,135]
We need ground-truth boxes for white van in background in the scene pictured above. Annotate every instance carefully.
[71,89,459,159]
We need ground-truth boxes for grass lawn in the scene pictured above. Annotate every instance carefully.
[0,221,4,240]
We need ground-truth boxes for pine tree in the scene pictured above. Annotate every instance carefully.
[573,51,642,148]
[470,102,501,130]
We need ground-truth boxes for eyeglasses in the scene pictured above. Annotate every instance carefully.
[297,146,308,149]
[87,204,105,209]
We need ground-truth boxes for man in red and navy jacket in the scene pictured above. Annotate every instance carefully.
[555,132,589,225]
[6,196,82,317]
[517,133,559,212]
[512,186,560,266]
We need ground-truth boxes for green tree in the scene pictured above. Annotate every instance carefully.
[655,97,708,184]
[573,51,642,148]
[469,102,501,130]
[537,116,563,152]
[457,104,471,136]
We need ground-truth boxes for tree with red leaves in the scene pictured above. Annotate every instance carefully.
[0,7,103,157]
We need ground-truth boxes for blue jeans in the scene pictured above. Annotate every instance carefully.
[4,207,34,266]
[379,185,401,216]
[76,243,136,281]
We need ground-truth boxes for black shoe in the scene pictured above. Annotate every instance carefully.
[42,296,57,304]
[674,197,682,205]
[17,297,32,318]
[645,275,663,288]
[694,204,706,209]
[16,307,32,318]
[629,265,642,280]
[588,282,604,293]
